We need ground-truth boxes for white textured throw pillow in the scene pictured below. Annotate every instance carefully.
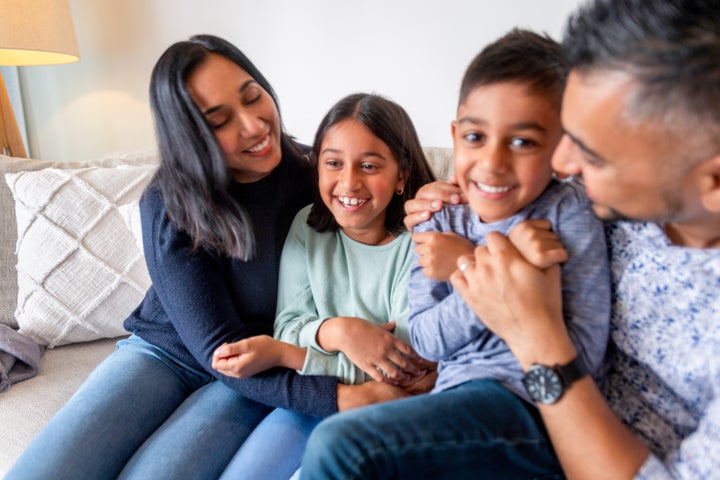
[5,166,156,347]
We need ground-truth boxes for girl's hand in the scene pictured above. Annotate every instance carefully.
[508,219,568,269]
[403,178,465,231]
[212,335,306,378]
[337,381,410,411]
[317,317,425,385]
[413,231,475,281]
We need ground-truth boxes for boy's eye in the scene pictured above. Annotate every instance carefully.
[509,137,538,149]
[463,132,485,143]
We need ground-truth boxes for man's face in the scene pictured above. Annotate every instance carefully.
[552,70,695,224]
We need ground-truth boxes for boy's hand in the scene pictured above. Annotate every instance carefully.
[413,231,475,281]
[403,178,465,231]
[212,335,305,378]
[508,219,568,269]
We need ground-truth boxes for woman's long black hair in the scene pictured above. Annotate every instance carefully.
[307,93,436,236]
[148,34,306,259]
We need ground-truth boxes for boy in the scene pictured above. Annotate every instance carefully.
[301,28,611,479]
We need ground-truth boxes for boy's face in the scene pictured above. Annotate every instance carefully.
[452,82,561,223]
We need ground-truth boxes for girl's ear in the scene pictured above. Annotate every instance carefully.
[396,170,409,196]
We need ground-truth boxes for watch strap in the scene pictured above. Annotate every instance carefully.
[555,357,588,388]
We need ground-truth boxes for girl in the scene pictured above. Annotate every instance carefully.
[213,92,438,479]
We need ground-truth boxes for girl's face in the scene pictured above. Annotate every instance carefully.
[318,119,406,245]
[186,53,282,183]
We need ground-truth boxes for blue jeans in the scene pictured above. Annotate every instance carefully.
[220,408,321,480]
[7,335,272,480]
[301,379,564,480]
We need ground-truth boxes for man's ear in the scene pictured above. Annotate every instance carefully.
[699,153,720,212]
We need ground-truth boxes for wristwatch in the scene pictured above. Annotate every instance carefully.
[522,357,588,405]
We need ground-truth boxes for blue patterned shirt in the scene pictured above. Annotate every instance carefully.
[605,221,720,479]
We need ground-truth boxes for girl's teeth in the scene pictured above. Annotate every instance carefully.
[338,196,366,207]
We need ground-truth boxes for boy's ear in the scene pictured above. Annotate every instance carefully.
[451,120,457,140]
[699,153,720,213]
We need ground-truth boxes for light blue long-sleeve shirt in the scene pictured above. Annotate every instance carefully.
[410,179,611,403]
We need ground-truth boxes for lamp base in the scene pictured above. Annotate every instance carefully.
[0,71,27,158]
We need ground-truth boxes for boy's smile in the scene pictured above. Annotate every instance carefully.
[452,82,562,223]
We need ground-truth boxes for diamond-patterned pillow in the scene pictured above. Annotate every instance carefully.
[5,165,156,347]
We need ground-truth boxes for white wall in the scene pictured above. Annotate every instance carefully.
[19,0,581,161]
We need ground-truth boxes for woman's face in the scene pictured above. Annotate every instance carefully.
[186,53,282,183]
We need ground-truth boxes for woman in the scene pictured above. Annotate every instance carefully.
[7,35,411,480]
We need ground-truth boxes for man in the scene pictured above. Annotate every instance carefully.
[301,0,720,478]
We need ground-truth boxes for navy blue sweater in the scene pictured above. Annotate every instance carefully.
[124,155,338,418]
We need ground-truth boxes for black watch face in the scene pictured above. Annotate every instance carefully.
[523,364,563,404]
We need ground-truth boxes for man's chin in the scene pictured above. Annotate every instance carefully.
[591,203,631,222]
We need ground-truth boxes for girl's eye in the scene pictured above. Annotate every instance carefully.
[361,163,378,171]
[323,159,341,169]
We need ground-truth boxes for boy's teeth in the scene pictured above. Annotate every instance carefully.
[247,135,270,153]
[476,182,511,193]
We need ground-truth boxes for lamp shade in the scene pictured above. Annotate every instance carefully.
[0,0,79,66]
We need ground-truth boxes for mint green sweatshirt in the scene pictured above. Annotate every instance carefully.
[274,205,412,385]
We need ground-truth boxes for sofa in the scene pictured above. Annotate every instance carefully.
[0,146,455,476]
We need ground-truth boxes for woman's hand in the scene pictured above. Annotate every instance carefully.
[403,178,465,231]
[317,317,425,385]
[336,381,410,411]
[413,231,475,281]
[508,219,568,269]
[212,335,306,378]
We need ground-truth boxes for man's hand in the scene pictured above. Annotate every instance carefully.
[450,233,569,367]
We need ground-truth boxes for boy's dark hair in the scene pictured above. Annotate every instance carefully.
[459,28,567,110]
[307,93,436,236]
[148,34,308,260]
[563,0,720,149]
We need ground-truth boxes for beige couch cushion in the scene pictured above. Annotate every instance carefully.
[0,152,158,329]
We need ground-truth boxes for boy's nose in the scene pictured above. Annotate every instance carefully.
[479,143,506,172]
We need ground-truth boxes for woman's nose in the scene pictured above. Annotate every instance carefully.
[236,111,264,137]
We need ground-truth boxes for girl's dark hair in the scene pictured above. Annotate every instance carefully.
[148,34,306,259]
[459,28,567,110]
[307,93,436,236]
